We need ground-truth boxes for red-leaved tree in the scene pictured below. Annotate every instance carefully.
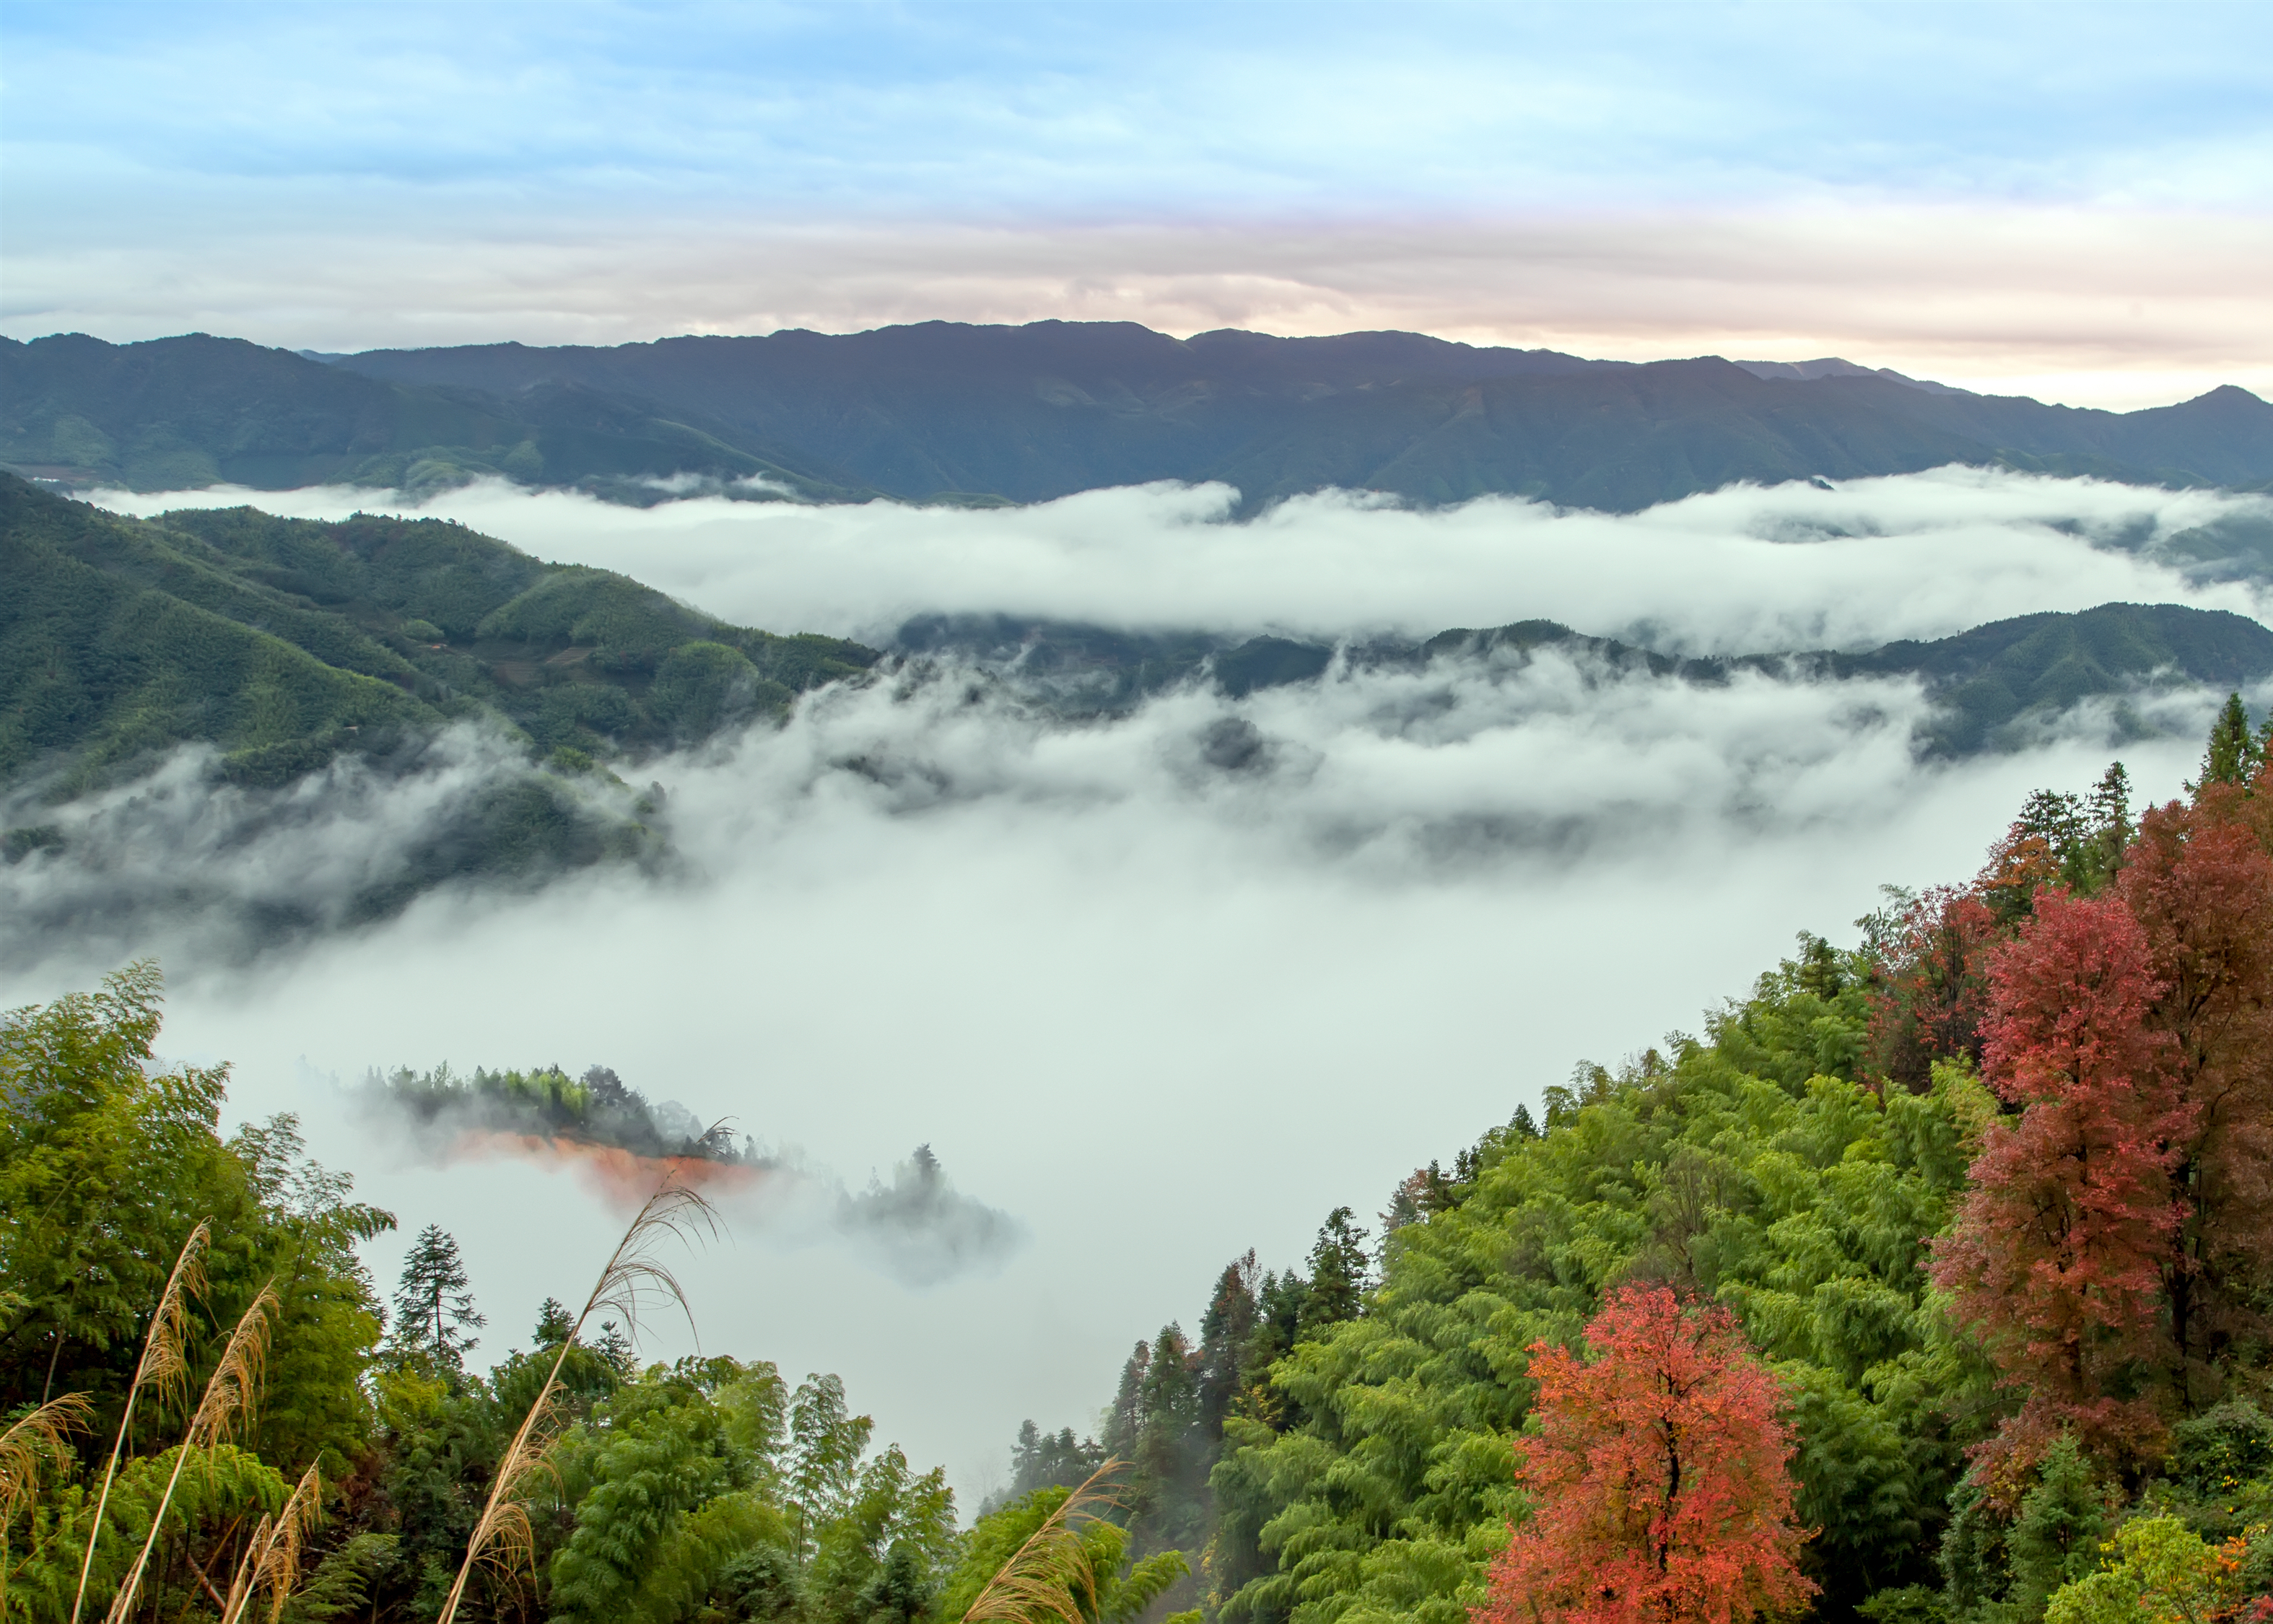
[2116,792,2273,1402]
[1930,890,2193,1487]
[1475,1285,1814,1624]
[1867,884,2003,1091]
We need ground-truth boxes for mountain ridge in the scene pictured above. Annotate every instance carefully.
[8,323,2270,512]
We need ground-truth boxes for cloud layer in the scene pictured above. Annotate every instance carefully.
[102,469,2273,653]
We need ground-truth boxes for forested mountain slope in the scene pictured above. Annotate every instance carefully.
[0,475,873,933]
[0,473,873,796]
[10,325,2272,511]
[1012,730,2273,1624]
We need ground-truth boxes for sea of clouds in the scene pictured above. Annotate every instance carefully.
[92,467,2273,650]
[8,470,2267,1506]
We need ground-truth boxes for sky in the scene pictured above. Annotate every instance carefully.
[4,1,2272,406]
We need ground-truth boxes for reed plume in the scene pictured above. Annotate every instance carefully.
[435,1176,717,1624]
[70,1221,209,1624]
[1,1392,93,1527]
[5,1390,96,1616]
[217,1464,321,1624]
[961,1459,1127,1624]
[102,1279,279,1624]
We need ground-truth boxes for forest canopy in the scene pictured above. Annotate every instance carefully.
[5,701,2272,1624]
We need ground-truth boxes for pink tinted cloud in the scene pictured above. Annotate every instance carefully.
[9,203,2269,408]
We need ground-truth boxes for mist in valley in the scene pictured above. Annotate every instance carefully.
[9,471,2267,1505]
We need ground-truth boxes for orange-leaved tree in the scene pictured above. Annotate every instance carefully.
[1929,890,2192,1488]
[1474,1284,1814,1624]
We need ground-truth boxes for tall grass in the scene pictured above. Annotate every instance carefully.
[102,1280,278,1624]
[216,1464,320,1624]
[962,1461,1128,1624]
[4,1393,95,1620]
[435,1176,717,1624]
[69,1222,209,1624]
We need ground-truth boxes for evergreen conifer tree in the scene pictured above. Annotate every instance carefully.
[389,1223,486,1374]
[2199,693,2261,787]
[2006,1436,2109,1619]
[2085,761,2132,886]
[1303,1208,1371,1326]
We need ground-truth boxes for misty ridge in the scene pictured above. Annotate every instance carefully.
[353,1058,1024,1286]
[8,621,2264,975]
[8,467,2273,969]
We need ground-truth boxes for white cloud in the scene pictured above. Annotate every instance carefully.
[100,468,2273,652]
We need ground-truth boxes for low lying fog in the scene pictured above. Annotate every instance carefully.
[18,471,2267,1510]
[95,468,2273,650]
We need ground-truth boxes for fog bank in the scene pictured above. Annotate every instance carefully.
[95,469,2273,653]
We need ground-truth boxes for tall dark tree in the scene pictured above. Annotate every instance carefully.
[2085,761,2133,885]
[2197,693,2261,787]
[1197,1252,1260,1436]
[1303,1207,1371,1327]
[390,1223,486,1374]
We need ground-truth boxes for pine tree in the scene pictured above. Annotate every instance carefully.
[1303,1207,1371,1327]
[2005,1436,2109,1619]
[2197,693,2261,788]
[2085,761,2132,886]
[1197,1252,1259,1435]
[390,1224,486,1374]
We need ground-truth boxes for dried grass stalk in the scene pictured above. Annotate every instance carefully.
[1,1392,94,1526]
[961,1459,1127,1624]
[71,1221,210,1624]
[217,1464,322,1624]
[102,1279,279,1624]
[435,1176,717,1624]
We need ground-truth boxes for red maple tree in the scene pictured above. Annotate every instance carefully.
[1475,1285,1813,1624]
[1931,890,2191,1485]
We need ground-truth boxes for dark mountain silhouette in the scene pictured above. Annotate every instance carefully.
[7,322,2272,512]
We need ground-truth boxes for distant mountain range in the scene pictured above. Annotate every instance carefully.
[6,323,2272,512]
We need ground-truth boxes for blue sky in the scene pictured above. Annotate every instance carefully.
[4,2,2270,403]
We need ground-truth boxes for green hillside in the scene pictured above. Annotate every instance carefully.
[0,476,877,926]
[9,732,2272,1624]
